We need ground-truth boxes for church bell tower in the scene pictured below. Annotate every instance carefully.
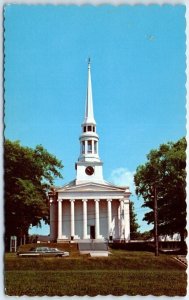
[75,59,103,184]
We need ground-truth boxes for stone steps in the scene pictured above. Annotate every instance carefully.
[78,242,108,252]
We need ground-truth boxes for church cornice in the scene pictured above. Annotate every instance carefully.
[79,132,99,139]
[76,161,103,166]
[55,180,131,195]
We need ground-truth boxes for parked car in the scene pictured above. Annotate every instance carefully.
[17,247,69,257]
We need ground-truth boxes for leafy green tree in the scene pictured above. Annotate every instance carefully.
[130,201,140,239]
[137,230,153,240]
[4,140,63,245]
[134,137,186,243]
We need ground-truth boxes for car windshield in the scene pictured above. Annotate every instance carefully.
[35,247,49,252]
[50,248,60,252]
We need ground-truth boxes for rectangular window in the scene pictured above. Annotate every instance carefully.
[88,140,92,153]
[88,126,92,131]
[83,126,86,132]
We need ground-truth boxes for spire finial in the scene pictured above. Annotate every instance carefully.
[88,57,91,68]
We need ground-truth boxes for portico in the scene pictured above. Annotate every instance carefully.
[49,181,130,242]
[56,197,130,240]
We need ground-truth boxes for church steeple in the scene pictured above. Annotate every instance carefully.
[75,59,103,184]
[83,58,96,125]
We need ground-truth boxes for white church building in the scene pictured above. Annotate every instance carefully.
[49,60,131,242]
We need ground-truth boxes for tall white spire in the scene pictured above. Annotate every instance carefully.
[75,59,103,184]
[83,58,96,125]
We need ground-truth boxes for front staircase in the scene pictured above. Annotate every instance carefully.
[78,240,109,256]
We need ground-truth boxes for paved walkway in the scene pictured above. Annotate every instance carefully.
[174,255,187,266]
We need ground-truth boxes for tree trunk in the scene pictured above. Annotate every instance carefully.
[180,230,186,254]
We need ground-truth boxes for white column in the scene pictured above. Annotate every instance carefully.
[58,199,62,239]
[107,199,112,237]
[124,199,130,241]
[82,199,88,239]
[117,200,121,239]
[70,199,75,238]
[85,140,87,154]
[95,199,100,239]
[80,142,82,155]
[92,140,94,154]
[119,199,124,239]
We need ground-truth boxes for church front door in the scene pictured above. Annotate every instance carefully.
[90,226,95,239]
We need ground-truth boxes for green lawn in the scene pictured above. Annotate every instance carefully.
[4,248,187,296]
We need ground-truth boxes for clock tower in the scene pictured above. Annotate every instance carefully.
[75,59,103,184]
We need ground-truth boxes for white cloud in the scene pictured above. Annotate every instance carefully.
[109,168,154,232]
[109,167,135,193]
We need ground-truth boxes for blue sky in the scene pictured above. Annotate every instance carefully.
[4,5,186,234]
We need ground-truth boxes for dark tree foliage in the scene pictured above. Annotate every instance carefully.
[4,140,63,243]
[130,201,140,239]
[134,137,186,242]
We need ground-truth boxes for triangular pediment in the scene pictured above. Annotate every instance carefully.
[56,180,130,193]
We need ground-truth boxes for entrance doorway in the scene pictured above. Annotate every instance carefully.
[90,226,95,239]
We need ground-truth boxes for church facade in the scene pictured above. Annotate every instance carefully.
[49,60,131,242]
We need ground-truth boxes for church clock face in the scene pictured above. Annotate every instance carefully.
[85,166,94,176]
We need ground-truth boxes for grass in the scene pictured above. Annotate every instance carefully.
[4,244,187,296]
